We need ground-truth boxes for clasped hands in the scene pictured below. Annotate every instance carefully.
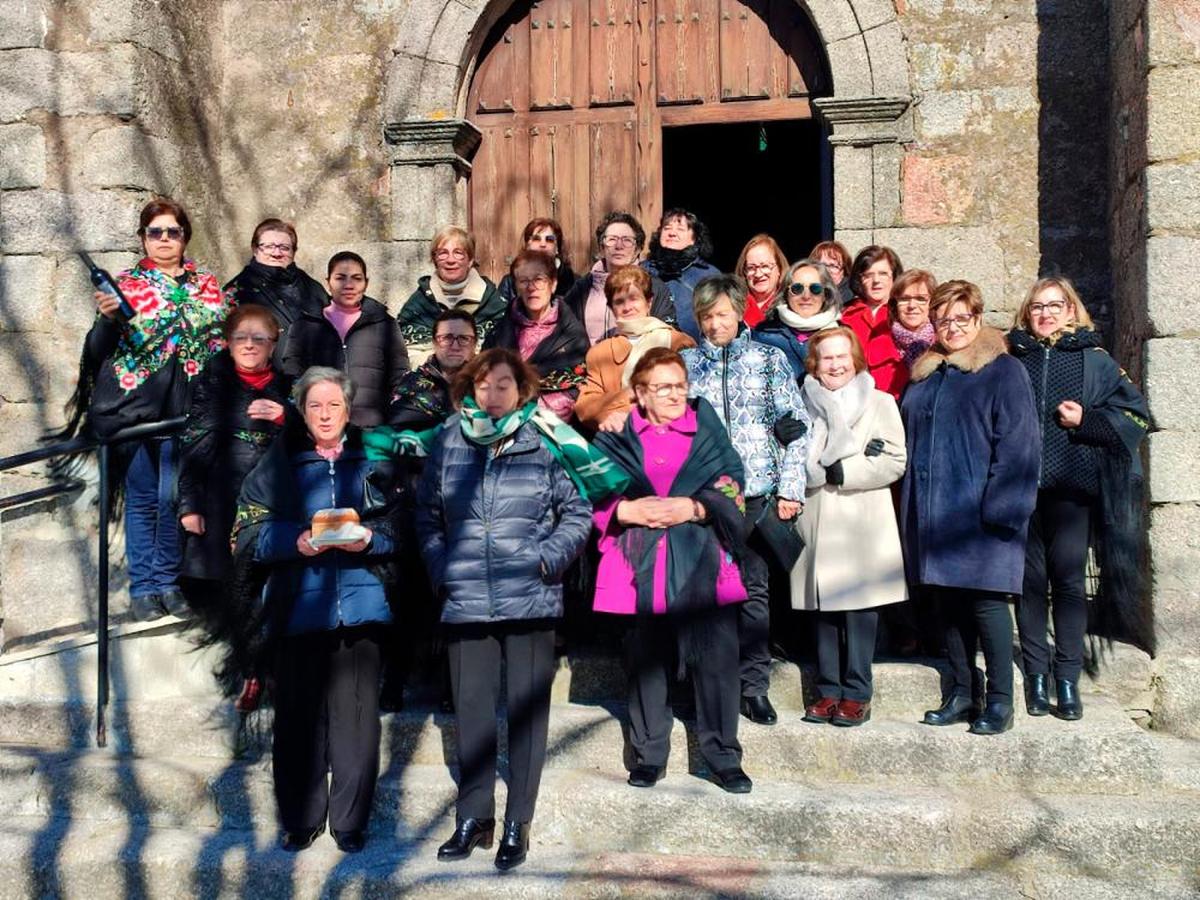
[617,496,700,529]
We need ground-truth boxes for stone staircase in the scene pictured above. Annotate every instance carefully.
[0,623,1197,898]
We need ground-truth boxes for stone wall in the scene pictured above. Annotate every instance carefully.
[1120,0,1200,738]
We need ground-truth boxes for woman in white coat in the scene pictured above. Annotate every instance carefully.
[793,327,907,727]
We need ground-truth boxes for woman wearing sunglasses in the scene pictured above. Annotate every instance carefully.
[496,217,577,305]
[753,258,843,384]
[65,197,234,622]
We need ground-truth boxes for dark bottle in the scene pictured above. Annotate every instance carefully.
[78,250,136,324]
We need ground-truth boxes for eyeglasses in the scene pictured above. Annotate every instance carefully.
[145,226,184,241]
[257,242,293,254]
[643,382,688,398]
[1029,301,1067,315]
[896,295,930,306]
[433,333,475,347]
[819,259,844,273]
[602,235,637,248]
[230,332,274,345]
[745,263,777,274]
[529,233,557,244]
[434,248,469,260]
[788,282,824,297]
[933,313,978,332]
[516,274,551,289]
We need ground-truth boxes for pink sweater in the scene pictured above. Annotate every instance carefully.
[592,406,746,615]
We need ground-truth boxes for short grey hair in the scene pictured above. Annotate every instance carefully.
[293,366,355,408]
[785,258,842,313]
[693,274,748,320]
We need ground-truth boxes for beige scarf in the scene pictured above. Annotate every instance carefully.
[429,268,488,308]
[616,316,674,388]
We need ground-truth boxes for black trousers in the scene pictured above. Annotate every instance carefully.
[937,589,1014,707]
[446,620,556,824]
[1018,491,1091,681]
[624,605,743,773]
[272,626,382,834]
[814,609,879,702]
[738,496,772,697]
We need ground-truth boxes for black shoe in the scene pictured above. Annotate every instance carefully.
[159,588,189,618]
[281,824,324,852]
[740,695,778,725]
[378,678,404,714]
[332,829,365,853]
[1024,673,1050,717]
[437,817,495,861]
[1055,678,1083,721]
[130,593,166,623]
[627,765,665,788]
[713,767,753,794]
[969,702,1014,735]
[922,694,979,727]
[494,821,529,871]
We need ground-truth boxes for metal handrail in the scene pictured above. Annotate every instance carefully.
[0,415,186,747]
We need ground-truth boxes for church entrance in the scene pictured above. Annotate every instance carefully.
[465,0,831,282]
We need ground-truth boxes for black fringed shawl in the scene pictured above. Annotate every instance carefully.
[202,420,405,696]
[593,397,747,621]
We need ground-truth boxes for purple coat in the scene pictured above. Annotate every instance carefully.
[592,406,746,615]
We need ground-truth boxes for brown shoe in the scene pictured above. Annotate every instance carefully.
[831,699,871,726]
[802,696,839,723]
[235,678,262,713]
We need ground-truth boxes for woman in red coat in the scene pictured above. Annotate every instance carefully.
[842,245,908,400]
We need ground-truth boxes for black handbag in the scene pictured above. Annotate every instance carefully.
[754,498,805,570]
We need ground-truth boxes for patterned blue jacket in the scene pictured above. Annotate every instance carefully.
[682,328,810,501]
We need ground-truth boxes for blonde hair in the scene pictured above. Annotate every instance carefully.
[430,225,476,261]
[930,280,984,323]
[1014,276,1095,331]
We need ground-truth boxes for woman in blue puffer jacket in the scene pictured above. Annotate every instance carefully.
[416,347,591,871]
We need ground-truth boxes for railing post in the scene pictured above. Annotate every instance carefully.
[96,443,109,749]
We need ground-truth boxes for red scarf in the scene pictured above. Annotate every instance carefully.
[235,366,275,391]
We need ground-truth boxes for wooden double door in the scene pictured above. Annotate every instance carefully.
[466,0,829,282]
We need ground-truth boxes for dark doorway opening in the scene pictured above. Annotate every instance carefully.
[661,119,827,273]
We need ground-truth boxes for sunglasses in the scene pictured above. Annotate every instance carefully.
[144,226,184,241]
[788,282,824,297]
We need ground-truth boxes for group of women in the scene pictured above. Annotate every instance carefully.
[65,197,1152,869]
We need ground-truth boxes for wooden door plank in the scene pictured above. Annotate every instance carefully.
[655,0,703,105]
[719,0,771,101]
[589,0,636,106]
[530,0,576,109]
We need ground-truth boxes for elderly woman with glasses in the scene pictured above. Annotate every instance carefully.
[901,280,1040,736]
[682,274,810,726]
[592,347,753,794]
[1006,277,1151,720]
[399,226,507,365]
[753,257,843,382]
[229,366,403,854]
[224,218,329,367]
[562,211,677,345]
[64,197,233,622]
[178,305,290,709]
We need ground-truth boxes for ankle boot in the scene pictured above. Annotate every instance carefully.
[1024,673,1050,716]
[494,821,530,871]
[969,702,1014,735]
[922,694,978,726]
[1055,678,1083,721]
[437,817,494,861]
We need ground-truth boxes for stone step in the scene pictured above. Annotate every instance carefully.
[0,816,1192,899]
[0,750,1197,879]
[0,692,1167,794]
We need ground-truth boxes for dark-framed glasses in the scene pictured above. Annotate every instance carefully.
[933,313,977,332]
[433,333,475,347]
[1029,301,1067,316]
[644,382,687,398]
[257,242,293,254]
[896,294,930,307]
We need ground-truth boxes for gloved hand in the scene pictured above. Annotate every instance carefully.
[774,414,808,446]
[825,459,845,486]
[864,438,885,457]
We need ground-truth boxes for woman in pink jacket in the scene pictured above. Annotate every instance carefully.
[591,347,752,795]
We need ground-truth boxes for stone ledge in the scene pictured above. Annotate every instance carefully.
[383,118,481,175]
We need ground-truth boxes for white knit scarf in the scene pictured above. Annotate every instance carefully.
[801,371,875,487]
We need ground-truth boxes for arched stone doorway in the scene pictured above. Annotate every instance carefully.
[463,0,831,280]
[382,0,913,277]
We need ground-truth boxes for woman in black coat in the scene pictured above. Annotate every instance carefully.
[484,250,590,421]
[900,280,1040,736]
[1007,277,1152,721]
[224,218,328,367]
[178,305,291,708]
[282,251,410,427]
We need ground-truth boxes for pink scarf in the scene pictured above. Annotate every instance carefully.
[513,300,560,360]
[891,319,936,369]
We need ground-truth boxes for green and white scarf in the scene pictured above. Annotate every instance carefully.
[364,397,629,502]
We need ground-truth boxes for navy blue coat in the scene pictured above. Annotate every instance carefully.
[416,415,592,624]
[253,441,396,635]
[899,328,1040,595]
[642,256,721,342]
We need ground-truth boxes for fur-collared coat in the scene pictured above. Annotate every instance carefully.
[899,327,1040,595]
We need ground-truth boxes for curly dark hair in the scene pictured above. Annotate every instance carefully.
[594,211,646,256]
[650,208,714,259]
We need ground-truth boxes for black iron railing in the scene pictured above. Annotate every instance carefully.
[0,416,186,747]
